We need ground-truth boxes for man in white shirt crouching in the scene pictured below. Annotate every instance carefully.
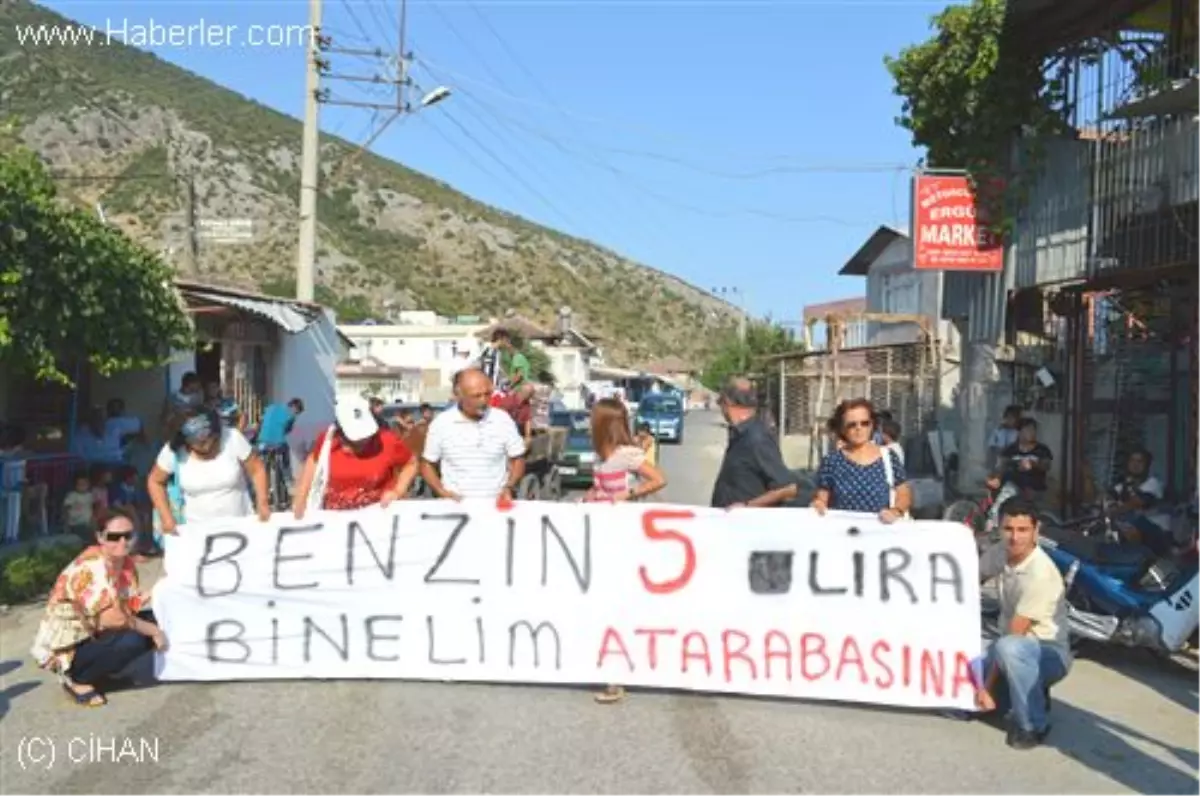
[975,497,1072,750]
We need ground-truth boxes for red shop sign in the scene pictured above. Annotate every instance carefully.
[911,174,1004,272]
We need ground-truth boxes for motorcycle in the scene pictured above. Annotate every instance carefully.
[1037,500,1199,654]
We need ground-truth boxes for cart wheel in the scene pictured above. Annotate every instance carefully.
[518,473,541,500]
[542,469,563,501]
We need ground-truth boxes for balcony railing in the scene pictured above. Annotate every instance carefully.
[1013,35,1198,288]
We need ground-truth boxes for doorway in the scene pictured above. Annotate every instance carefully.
[195,343,222,387]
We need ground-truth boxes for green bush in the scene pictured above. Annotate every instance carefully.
[0,542,82,605]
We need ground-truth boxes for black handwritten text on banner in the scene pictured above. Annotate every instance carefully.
[152,501,983,710]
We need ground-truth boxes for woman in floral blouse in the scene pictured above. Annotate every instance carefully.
[30,508,166,707]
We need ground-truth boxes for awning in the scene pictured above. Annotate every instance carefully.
[1002,0,1161,57]
[178,284,321,334]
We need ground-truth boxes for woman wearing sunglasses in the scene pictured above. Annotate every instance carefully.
[810,398,911,523]
[30,508,166,707]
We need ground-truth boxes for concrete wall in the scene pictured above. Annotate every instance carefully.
[271,309,339,457]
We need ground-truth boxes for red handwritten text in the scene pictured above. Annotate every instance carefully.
[595,626,976,698]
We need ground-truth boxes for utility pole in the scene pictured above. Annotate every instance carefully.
[714,286,748,370]
[296,0,440,302]
[296,0,324,302]
[183,172,199,276]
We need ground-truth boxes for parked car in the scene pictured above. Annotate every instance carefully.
[635,393,685,444]
[551,410,595,490]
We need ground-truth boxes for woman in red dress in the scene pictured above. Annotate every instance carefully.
[292,397,418,518]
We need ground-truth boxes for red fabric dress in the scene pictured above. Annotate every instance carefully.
[314,428,413,510]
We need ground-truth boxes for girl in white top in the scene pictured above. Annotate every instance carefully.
[584,398,667,704]
[147,408,270,534]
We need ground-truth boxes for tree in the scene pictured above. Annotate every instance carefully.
[0,145,194,386]
[500,330,554,385]
[700,321,803,391]
[524,345,554,385]
[883,0,1068,225]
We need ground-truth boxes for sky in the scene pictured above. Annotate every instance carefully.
[40,0,950,323]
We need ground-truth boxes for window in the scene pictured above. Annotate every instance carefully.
[880,274,921,315]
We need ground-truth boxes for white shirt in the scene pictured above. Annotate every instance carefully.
[156,428,254,522]
[999,546,1071,659]
[422,406,525,498]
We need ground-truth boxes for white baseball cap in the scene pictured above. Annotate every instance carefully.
[335,396,378,442]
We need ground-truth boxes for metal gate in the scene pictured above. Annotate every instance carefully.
[1063,278,1197,504]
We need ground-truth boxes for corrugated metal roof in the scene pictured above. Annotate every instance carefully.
[1003,0,1159,56]
[181,287,318,334]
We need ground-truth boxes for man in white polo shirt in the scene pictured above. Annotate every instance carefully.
[421,368,526,500]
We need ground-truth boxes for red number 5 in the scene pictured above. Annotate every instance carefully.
[639,509,696,594]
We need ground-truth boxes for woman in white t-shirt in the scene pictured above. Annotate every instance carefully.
[147,408,270,535]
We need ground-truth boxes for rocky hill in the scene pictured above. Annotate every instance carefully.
[0,2,740,365]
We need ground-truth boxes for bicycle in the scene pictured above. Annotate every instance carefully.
[259,444,292,511]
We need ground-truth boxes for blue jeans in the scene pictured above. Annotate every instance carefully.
[70,610,157,685]
[986,635,1069,733]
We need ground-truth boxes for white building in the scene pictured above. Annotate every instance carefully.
[338,314,490,403]
[836,225,954,346]
[334,358,422,405]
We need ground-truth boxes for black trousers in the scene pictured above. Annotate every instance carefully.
[70,609,157,686]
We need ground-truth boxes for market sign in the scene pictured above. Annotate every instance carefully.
[911,174,1004,272]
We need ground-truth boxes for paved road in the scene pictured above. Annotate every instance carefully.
[1,410,1196,793]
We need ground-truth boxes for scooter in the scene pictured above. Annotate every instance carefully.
[1037,502,1199,654]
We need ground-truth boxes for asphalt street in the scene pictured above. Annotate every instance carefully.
[1,409,1196,793]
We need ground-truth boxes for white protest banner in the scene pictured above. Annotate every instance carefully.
[152,501,984,711]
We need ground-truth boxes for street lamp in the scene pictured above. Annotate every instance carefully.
[419,86,451,108]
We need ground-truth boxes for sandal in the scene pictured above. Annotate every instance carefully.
[594,685,626,704]
[62,683,107,707]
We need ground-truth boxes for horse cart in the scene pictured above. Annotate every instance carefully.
[516,426,568,501]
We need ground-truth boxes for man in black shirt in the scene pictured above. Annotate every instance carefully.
[710,377,798,509]
[988,418,1053,517]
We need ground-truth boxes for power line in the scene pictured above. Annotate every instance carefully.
[420,3,638,249]
[426,75,879,228]
[433,105,581,232]
[415,54,915,172]
[429,5,739,278]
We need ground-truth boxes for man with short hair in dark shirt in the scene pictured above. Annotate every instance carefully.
[710,377,799,509]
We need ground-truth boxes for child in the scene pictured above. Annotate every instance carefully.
[62,474,95,540]
[109,466,138,510]
[586,398,668,705]
[635,422,658,468]
[988,405,1022,470]
[880,418,905,466]
[110,465,152,555]
[89,464,111,518]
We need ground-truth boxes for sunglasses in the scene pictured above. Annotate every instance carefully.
[843,420,873,430]
[103,531,134,543]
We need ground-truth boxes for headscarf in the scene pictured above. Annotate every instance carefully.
[180,412,217,446]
